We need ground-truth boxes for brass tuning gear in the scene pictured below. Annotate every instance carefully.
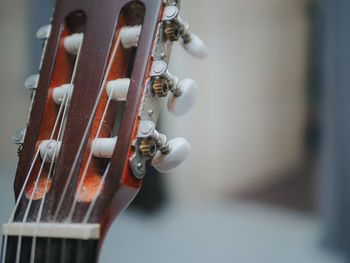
[164,23,181,41]
[152,78,169,97]
[139,139,157,157]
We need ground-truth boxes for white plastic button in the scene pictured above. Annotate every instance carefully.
[39,140,61,162]
[182,33,208,59]
[106,78,130,101]
[64,33,84,55]
[52,84,73,105]
[36,24,51,39]
[24,74,39,90]
[152,137,191,173]
[120,25,142,48]
[92,137,117,158]
[167,78,198,116]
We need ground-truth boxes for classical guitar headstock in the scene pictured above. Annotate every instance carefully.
[2,0,207,261]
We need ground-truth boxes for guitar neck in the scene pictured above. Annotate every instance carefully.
[3,236,98,263]
[2,0,207,261]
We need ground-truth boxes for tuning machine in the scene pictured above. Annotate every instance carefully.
[149,61,198,116]
[36,24,51,40]
[162,5,208,59]
[129,120,191,178]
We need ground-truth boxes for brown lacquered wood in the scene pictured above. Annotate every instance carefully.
[12,0,163,256]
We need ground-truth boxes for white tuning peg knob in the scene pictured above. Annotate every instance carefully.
[151,137,191,173]
[24,74,39,90]
[167,78,198,116]
[64,33,84,55]
[106,78,130,101]
[181,33,208,59]
[52,84,73,105]
[91,137,117,158]
[120,25,142,48]
[39,140,61,162]
[36,24,51,39]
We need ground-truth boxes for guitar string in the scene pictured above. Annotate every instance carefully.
[28,91,70,263]
[68,95,113,222]
[2,35,84,262]
[83,163,110,223]
[68,30,130,222]
[3,30,121,261]
[82,51,141,225]
[15,93,70,263]
[83,77,139,224]
[75,35,140,224]
[51,33,121,225]
[0,85,68,263]
[66,94,112,221]
[28,38,84,263]
[0,151,40,263]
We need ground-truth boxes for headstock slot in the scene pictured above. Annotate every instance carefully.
[73,3,145,204]
[12,0,163,236]
[25,11,87,202]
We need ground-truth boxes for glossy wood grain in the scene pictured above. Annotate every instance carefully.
[10,0,163,261]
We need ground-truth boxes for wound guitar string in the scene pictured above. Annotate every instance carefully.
[0,33,84,263]
[28,37,84,263]
[50,28,122,228]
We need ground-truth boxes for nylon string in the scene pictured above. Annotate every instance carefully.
[51,33,121,225]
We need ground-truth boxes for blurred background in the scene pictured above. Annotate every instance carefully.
[1,0,349,262]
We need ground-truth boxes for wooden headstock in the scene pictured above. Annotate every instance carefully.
[2,0,207,261]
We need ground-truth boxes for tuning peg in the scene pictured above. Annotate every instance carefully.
[167,78,198,116]
[11,129,26,145]
[162,6,208,59]
[91,137,117,158]
[106,78,130,101]
[120,25,142,48]
[148,61,198,116]
[64,33,83,55]
[52,84,73,105]
[36,24,51,39]
[24,74,39,90]
[181,32,208,59]
[151,137,191,173]
[39,140,61,162]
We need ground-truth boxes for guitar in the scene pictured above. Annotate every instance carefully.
[1,0,207,262]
